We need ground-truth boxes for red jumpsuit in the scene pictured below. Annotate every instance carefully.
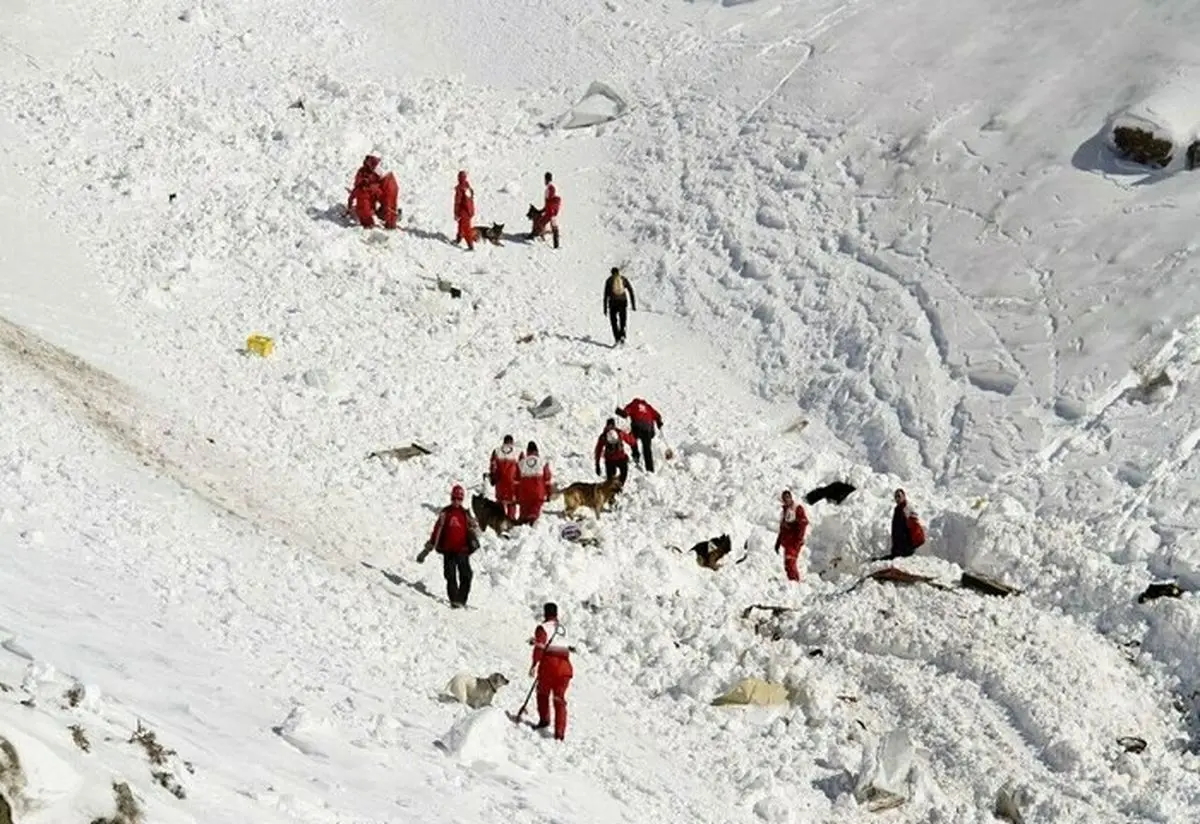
[532,618,573,740]
[489,442,521,519]
[776,501,809,581]
[347,156,399,229]
[454,173,475,249]
[516,452,552,524]
[533,182,561,237]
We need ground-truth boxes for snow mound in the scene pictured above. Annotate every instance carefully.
[558,81,629,130]
[1107,71,1200,169]
[434,707,511,766]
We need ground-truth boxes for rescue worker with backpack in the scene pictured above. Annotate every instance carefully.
[603,267,636,346]
[529,602,573,741]
[417,484,481,608]
[775,489,809,582]
[888,488,925,558]
[516,441,552,524]
[594,418,636,483]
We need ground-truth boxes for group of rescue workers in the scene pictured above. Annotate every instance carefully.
[345,156,562,249]
[344,156,927,744]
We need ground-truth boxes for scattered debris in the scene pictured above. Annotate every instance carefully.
[843,566,953,595]
[151,770,186,799]
[0,683,10,693]
[0,736,25,824]
[367,443,434,463]
[528,395,563,419]
[557,80,629,130]
[959,571,1020,597]
[89,780,142,824]
[435,278,462,299]
[288,98,305,111]
[1117,736,1148,754]
[1128,368,1173,403]
[167,193,176,203]
[783,417,809,436]
[63,682,85,708]
[711,677,791,707]
[1138,581,1184,603]
[69,724,91,753]
[805,481,856,506]
[994,779,1032,824]
[129,720,174,766]
[516,333,536,344]
[244,333,275,357]
[740,604,800,620]
[853,729,918,812]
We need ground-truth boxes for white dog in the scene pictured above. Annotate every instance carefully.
[441,672,510,709]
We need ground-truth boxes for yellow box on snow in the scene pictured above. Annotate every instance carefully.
[246,334,275,357]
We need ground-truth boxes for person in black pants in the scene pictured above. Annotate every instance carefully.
[416,484,481,608]
[603,267,636,346]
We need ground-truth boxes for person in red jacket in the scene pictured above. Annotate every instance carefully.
[529,171,561,248]
[775,489,809,582]
[614,397,663,472]
[516,441,552,524]
[346,155,399,229]
[488,434,521,520]
[453,170,476,250]
[529,601,573,740]
[888,488,925,559]
[416,484,480,608]
[594,417,636,484]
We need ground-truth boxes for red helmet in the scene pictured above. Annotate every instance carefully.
[451,484,465,501]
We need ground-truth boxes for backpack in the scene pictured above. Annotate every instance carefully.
[906,515,926,549]
[611,275,625,297]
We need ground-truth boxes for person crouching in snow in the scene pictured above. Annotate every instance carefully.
[417,484,480,608]
[488,434,521,520]
[530,601,573,740]
[775,489,808,582]
[346,155,399,229]
[453,170,476,250]
[888,488,925,559]
[516,441,552,524]
[594,418,635,484]
[614,396,661,471]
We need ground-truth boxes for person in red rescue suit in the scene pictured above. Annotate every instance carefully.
[530,601,573,740]
[488,434,521,520]
[614,397,663,472]
[416,484,480,608]
[594,418,636,484]
[775,489,809,582]
[346,155,399,230]
[888,488,925,559]
[516,441,552,524]
[453,170,476,250]
[530,171,561,248]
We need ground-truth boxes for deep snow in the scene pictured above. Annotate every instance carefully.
[3,0,1200,822]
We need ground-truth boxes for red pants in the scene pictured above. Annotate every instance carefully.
[784,545,803,582]
[352,173,399,229]
[518,497,544,524]
[455,215,475,248]
[495,481,518,520]
[536,661,572,740]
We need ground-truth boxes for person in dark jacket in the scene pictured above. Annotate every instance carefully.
[417,484,480,608]
[889,488,924,559]
[614,397,663,472]
[602,267,636,346]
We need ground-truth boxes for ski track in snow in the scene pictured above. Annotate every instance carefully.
[3,0,1200,822]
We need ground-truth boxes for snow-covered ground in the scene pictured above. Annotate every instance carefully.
[4,0,1200,821]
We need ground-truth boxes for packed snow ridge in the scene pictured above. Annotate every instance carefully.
[4,0,1200,822]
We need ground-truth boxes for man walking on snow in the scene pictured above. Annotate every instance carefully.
[614,397,662,472]
[530,602,573,741]
[453,170,476,250]
[888,488,925,559]
[516,441,552,524]
[529,171,561,248]
[489,434,521,520]
[775,489,808,582]
[417,484,480,608]
[603,267,636,346]
[594,418,636,484]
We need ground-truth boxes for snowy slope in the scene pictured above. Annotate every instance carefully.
[3,0,1200,822]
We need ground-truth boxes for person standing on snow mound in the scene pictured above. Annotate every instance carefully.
[516,441,553,524]
[346,155,399,230]
[614,397,662,472]
[888,488,925,559]
[529,171,562,248]
[530,601,574,741]
[417,484,480,608]
[594,417,636,483]
[453,170,476,250]
[775,489,809,582]
[603,266,636,346]
[488,434,521,520]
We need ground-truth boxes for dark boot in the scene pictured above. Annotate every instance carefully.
[551,225,560,249]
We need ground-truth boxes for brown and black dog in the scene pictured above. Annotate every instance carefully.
[556,475,624,519]
[472,222,505,246]
[471,493,514,535]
